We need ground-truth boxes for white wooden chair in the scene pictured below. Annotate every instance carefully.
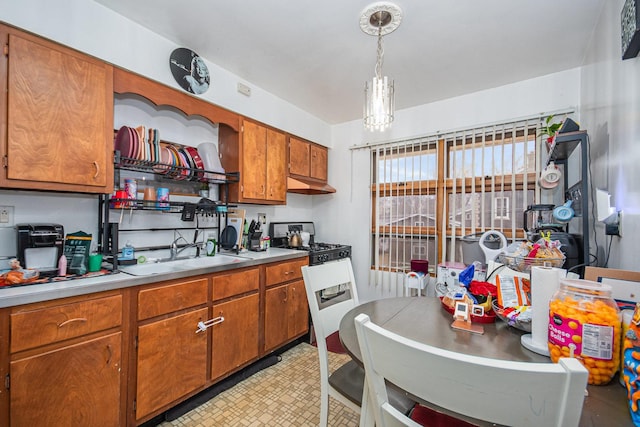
[354,313,589,427]
[302,259,413,426]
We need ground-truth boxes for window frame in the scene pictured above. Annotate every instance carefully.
[371,127,539,271]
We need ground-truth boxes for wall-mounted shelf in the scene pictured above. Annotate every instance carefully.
[98,151,240,270]
[114,151,239,188]
[546,130,588,165]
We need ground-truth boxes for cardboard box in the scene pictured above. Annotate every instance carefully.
[584,267,640,308]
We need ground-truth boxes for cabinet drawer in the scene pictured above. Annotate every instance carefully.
[265,258,308,287]
[11,294,122,353]
[212,267,259,301]
[138,278,208,320]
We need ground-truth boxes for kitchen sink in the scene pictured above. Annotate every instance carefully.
[119,254,247,276]
[174,254,246,269]
[119,262,184,276]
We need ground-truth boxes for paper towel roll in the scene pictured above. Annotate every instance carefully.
[522,266,566,355]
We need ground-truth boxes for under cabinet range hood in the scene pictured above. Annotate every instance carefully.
[287,177,336,194]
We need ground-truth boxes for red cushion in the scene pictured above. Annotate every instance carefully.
[325,330,347,354]
[311,330,347,354]
[409,404,479,427]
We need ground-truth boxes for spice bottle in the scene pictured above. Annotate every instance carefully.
[548,278,621,385]
[57,254,67,276]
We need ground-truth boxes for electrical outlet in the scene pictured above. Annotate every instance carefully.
[0,206,14,227]
[605,211,622,237]
[258,213,266,224]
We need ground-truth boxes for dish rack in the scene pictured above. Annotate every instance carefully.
[496,253,565,273]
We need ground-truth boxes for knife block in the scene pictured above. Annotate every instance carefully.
[248,232,264,251]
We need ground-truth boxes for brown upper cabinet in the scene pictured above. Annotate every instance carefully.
[0,24,114,194]
[219,118,287,204]
[289,136,328,182]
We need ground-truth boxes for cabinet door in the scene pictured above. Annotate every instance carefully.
[287,280,309,339]
[266,128,287,201]
[4,31,113,193]
[211,293,259,380]
[241,120,267,199]
[310,144,328,182]
[289,137,310,177]
[264,284,289,352]
[136,308,208,420]
[10,332,122,427]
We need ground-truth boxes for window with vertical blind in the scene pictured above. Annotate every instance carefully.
[369,114,571,277]
[371,138,439,273]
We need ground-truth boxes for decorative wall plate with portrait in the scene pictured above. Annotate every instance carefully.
[169,47,210,94]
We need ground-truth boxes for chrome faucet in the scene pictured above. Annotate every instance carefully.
[169,229,201,260]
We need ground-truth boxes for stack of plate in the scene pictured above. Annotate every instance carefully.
[114,125,162,164]
[114,125,209,181]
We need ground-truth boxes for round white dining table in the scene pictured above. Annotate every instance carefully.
[338,296,632,427]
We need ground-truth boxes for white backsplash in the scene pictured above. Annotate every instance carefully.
[0,189,314,270]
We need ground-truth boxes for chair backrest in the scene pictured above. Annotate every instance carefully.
[302,259,360,343]
[354,313,588,427]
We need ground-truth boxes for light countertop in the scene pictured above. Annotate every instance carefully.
[0,248,306,308]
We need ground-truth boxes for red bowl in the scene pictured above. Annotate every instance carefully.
[184,146,204,179]
[440,297,497,324]
[410,259,429,274]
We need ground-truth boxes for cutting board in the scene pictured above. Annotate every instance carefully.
[226,209,245,249]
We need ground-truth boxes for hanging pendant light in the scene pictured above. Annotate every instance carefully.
[361,2,402,131]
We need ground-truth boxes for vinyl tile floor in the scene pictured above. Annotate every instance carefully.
[157,343,359,426]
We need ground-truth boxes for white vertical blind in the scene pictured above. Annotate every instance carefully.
[361,110,575,293]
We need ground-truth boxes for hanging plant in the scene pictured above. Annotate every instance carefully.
[538,115,563,143]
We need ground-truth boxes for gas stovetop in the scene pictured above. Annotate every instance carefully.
[268,222,351,265]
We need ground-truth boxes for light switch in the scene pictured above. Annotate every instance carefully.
[0,206,14,227]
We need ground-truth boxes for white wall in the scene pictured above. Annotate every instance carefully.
[579,0,640,270]
[0,0,321,264]
[322,70,582,301]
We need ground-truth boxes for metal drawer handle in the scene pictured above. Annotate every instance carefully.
[57,318,88,328]
[93,161,100,178]
[195,316,224,333]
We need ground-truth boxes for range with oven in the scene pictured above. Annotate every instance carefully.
[268,221,352,344]
[268,221,351,265]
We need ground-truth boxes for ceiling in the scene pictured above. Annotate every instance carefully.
[95,0,605,125]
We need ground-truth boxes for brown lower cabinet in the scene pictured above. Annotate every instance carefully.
[211,293,259,380]
[5,291,125,427]
[211,267,260,380]
[136,309,209,420]
[264,258,309,353]
[1,257,308,426]
[10,332,122,427]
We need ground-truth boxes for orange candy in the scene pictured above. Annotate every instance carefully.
[548,293,621,385]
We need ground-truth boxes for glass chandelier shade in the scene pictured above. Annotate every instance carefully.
[361,5,401,132]
[363,29,394,131]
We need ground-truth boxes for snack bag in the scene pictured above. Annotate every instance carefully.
[63,231,92,275]
[623,302,640,426]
